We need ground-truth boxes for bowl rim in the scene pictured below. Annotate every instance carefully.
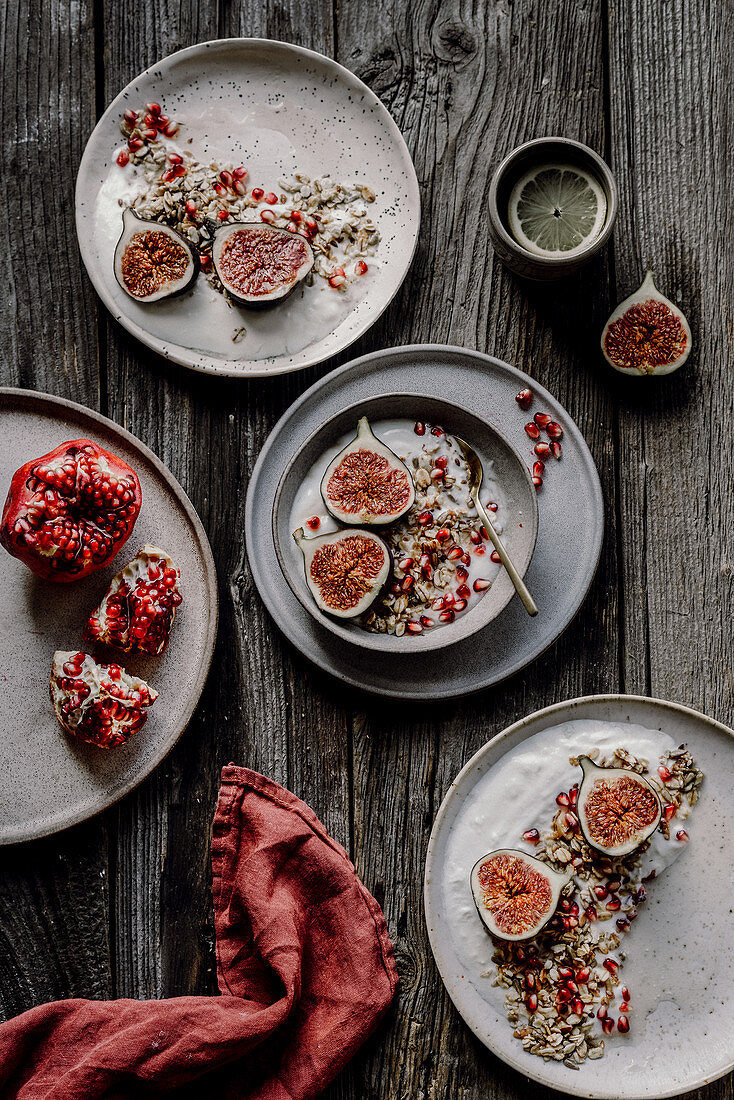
[271,392,539,653]
[488,136,619,268]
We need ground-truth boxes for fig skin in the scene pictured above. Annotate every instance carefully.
[470,848,572,942]
[294,526,391,619]
[576,756,662,857]
[320,417,415,526]
[114,208,199,302]
[601,271,692,376]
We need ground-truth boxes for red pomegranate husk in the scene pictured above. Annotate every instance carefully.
[50,650,157,748]
[86,545,182,655]
[0,439,142,582]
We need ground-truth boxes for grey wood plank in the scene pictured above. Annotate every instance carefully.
[0,0,112,1020]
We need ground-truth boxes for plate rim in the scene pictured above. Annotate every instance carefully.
[0,387,219,845]
[245,342,604,698]
[423,692,734,1098]
[74,36,421,379]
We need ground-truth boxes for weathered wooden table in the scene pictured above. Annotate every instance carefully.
[1,1,732,1097]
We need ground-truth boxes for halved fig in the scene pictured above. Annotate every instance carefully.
[86,544,182,655]
[211,221,314,307]
[321,417,415,526]
[601,271,692,376]
[576,756,661,857]
[50,650,157,748]
[114,208,199,302]
[294,526,390,619]
[470,849,572,941]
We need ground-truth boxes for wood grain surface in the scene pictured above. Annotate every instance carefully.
[0,1,731,1098]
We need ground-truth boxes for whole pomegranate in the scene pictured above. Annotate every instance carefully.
[86,545,182,655]
[50,650,157,748]
[0,439,142,581]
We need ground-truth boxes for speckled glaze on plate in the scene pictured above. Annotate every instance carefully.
[75,38,420,377]
[0,390,218,845]
[424,695,734,1097]
[245,345,603,698]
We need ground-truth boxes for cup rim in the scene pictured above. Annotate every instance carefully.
[488,136,619,268]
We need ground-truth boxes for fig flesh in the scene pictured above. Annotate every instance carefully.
[321,417,415,526]
[601,270,692,376]
[576,756,661,857]
[294,526,390,619]
[470,849,572,941]
[114,208,199,302]
[211,222,314,307]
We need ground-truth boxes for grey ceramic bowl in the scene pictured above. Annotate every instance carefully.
[488,136,618,280]
[272,393,539,653]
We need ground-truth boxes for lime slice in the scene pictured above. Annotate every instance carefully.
[507,163,607,258]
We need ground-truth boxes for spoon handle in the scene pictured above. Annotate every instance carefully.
[474,496,538,617]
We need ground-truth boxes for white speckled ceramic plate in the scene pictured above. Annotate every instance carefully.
[424,695,734,1098]
[75,38,420,377]
[245,345,603,698]
[0,390,218,845]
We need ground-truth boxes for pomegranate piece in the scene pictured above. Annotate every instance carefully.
[0,439,141,582]
[50,650,157,748]
[86,545,182,656]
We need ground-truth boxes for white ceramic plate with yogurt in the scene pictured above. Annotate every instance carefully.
[424,695,734,1097]
[75,38,420,377]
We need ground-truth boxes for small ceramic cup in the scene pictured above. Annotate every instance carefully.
[487,136,618,281]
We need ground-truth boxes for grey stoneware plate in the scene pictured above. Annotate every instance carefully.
[424,695,734,1098]
[272,394,539,653]
[75,38,420,378]
[0,390,218,845]
[245,345,603,698]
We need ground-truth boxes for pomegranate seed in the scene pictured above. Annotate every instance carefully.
[585,904,597,921]
[616,916,630,931]
[473,578,491,592]
[515,388,533,409]
[565,978,579,993]
[606,897,621,911]
[532,475,543,491]
[546,421,563,440]
[217,210,230,221]
[407,621,423,635]
[265,191,278,205]
[455,566,469,581]
[490,550,501,563]
[233,165,248,180]
[524,422,540,440]
[306,516,320,531]
[557,987,572,1003]
[162,122,179,137]
[289,210,302,223]
[452,599,467,612]
[456,584,471,601]
[658,764,672,782]
[534,412,552,429]
[550,440,562,460]
[474,545,486,556]
[557,967,573,981]
[572,998,585,1017]
[401,576,414,592]
[116,148,129,167]
[533,460,545,478]
[431,425,445,436]
[534,441,551,458]
[560,899,571,912]
[185,199,197,215]
[390,583,402,594]
[145,102,161,115]
[431,597,445,611]
[439,609,455,623]
[469,530,481,544]
[128,137,144,152]
[329,274,346,289]
[160,168,176,183]
[447,546,463,560]
[602,1017,615,1034]
[556,792,570,807]
[398,556,414,572]
[617,1016,630,1034]
[200,255,212,272]
[354,260,368,276]
[219,170,233,187]
[663,802,676,821]
[576,967,591,983]
[420,615,434,628]
[565,812,578,829]
[123,108,138,125]
[676,829,689,842]
[141,128,157,141]
[212,182,225,195]
[431,467,445,481]
[634,885,647,903]
[251,187,265,201]
[417,510,433,526]
[305,217,318,234]
[603,958,619,974]
[435,528,451,542]
[525,993,538,1013]
[414,421,425,435]
[619,1002,630,1016]
[597,1006,607,1019]
[568,786,578,806]
[260,209,276,224]
[594,884,609,900]
[522,828,540,844]
[168,152,183,166]
[479,525,489,539]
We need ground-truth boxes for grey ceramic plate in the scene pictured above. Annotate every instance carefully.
[75,38,420,377]
[424,695,734,1098]
[272,393,539,652]
[245,345,603,698]
[0,390,218,845]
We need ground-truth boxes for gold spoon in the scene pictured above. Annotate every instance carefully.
[454,436,538,617]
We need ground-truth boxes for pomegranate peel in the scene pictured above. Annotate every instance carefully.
[601,271,692,376]
[50,650,157,748]
[86,545,182,655]
[1,439,142,582]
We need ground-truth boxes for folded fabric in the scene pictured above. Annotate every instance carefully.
[0,766,398,1099]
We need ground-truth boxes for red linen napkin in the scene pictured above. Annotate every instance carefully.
[0,766,398,1099]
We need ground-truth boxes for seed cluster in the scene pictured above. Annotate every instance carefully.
[326,448,413,518]
[603,298,688,373]
[51,651,157,748]
[310,534,386,612]
[120,229,190,297]
[488,744,704,1067]
[87,547,182,656]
